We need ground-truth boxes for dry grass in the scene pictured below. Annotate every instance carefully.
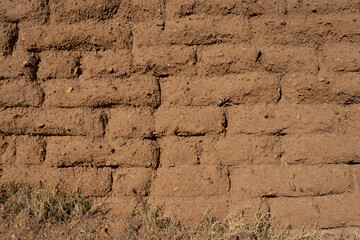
[0,184,91,224]
[0,185,359,239]
[124,200,360,240]
[125,199,273,240]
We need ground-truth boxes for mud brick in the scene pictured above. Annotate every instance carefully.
[43,76,160,108]
[133,16,248,47]
[0,22,17,56]
[15,136,45,166]
[261,45,317,73]
[161,73,280,106]
[130,0,162,21]
[0,0,48,22]
[18,20,132,51]
[321,43,360,73]
[49,0,128,23]
[80,49,131,79]
[107,108,155,138]
[287,0,360,14]
[151,166,227,197]
[269,193,360,229]
[214,135,281,165]
[0,166,59,189]
[155,106,224,136]
[283,73,360,104]
[38,51,80,80]
[282,134,360,164]
[60,167,112,197]
[0,79,42,107]
[159,136,220,167]
[46,137,158,168]
[0,52,33,80]
[319,14,360,42]
[0,108,104,137]
[132,21,165,47]
[148,196,229,225]
[0,136,15,165]
[164,16,249,45]
[228,198,270,222]
[166,0,286,18]
[112,168,152,196]
[251,14,360,46]
[230,165,353,197]
[1,165,112,197]
[227,104,342,135]
[166,0,239,18]
[159,136,200,167]
[198,44,258,75]
[132,45,196,76]
[344,105,360,133]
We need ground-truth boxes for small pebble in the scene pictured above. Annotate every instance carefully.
[73,67,82,77]
[289,182,296,192]
[311,201,320,214]
[121,70,127,75]
[156,21,165,26]
[299,187,304,192]
[107,67,114,73]
[66,87,73,94]
[117,141,126,147]
[35,123,45,128]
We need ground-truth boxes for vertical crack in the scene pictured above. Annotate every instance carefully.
[226,167,232,192]
[276,86,282,103]
[8,22,19,56]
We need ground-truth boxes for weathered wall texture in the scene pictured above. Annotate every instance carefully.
[1,0,360,231]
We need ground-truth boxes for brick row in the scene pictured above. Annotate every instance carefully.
[0,165,111,197]
[133,16,249,47]
[161,73,280,106]
[159,135,281,167]
[230,165,353,197]
[18,20,132,51]
[269,193,360,229]
[251,14,360,46]
[227,104,345,135]
[198,44,317,75]
[283,134,360,165]
[46,137,158,168]
[0,108,104,137]
[286,0,360,15]
[166,0,287,19]
[42,76,160,108]
[283,73,360,104]
[49,0,126,23]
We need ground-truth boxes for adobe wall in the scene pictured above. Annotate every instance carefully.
[0,0,360,231]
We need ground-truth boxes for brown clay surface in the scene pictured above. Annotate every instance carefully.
[1,0,360,237]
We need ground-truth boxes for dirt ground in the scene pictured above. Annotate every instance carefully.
[0,0,360,238]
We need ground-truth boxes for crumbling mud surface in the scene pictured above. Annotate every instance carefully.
[1,0,360,237]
